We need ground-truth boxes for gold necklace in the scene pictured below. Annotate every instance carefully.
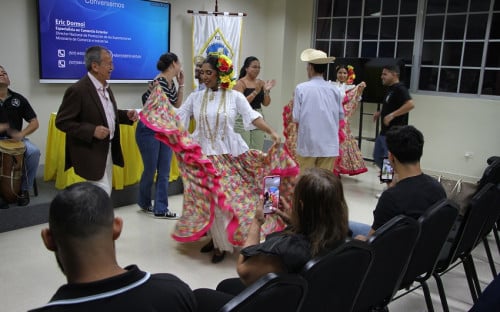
[199,89,227,148]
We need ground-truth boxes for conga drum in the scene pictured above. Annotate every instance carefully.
[0,139,26,203]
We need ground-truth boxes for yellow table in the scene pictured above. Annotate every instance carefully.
[44,112,180,190]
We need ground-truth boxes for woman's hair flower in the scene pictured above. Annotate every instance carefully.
[347,65,356,84]
[209,52,236,89]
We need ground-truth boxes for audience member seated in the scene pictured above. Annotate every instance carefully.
[0,65,41,206]
[349,125,446,239]
[194,168,349,311]
[29,182,196,312]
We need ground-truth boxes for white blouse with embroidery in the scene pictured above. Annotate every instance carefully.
[176,88,262,156]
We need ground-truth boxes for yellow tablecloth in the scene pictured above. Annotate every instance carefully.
[44,112,180,190]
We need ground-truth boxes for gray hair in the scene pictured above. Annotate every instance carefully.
[84,46,111,71]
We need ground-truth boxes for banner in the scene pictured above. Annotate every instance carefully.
[192,13,243,89]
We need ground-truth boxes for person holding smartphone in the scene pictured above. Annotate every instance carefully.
[349,126,446,240]
[373,64,414,197]
[192,168,349,310]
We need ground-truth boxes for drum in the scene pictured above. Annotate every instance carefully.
[0,139,26,203]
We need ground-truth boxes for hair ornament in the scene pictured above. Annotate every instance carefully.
[209,52,236,90]
[347,65,356,84]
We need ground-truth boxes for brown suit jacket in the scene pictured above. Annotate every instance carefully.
[55,75,133,181]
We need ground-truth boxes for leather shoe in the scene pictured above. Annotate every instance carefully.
[211,251,226,264]
[200,240,214,253]
[17,191,30,206]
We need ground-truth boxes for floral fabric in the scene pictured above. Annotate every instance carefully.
[139,85,299,246]
[334,84,368,176]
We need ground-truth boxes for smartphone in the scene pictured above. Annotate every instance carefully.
[263,175,281,214]
[380,157,394,183]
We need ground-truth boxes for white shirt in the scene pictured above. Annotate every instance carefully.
[293,76,344,157]
[176,88,262,156]
[88,73,116,139]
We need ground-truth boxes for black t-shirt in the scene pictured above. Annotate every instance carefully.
[29,265,197,312]
[372,174,446,230]
[0,89,37,137]
[380,82,411,135]
[0,108,7,123]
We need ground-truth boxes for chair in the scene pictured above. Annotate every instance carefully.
[475,183,500,277]
[352,215,420,312]
[218,272,308,312]
[432,183,500,312]
[392,199,459,312]
[300,239,373,312]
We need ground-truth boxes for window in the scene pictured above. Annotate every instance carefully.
[314,0,500,96]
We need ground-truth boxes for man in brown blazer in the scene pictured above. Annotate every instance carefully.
[56,46,138,195]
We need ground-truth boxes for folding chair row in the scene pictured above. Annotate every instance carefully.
[432,182,500,312]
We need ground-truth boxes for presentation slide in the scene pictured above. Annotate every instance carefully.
[37,0,170,82]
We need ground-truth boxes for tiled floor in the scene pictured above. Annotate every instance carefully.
[0,165,497,311]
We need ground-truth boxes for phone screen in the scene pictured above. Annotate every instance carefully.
[263,176,280,214]
[380,158,394,183]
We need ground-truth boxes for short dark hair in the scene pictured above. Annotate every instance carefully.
[382,64,400,76]
[157,52,179,72]
[291,168,349,256]
[84,46,110,71]
[49,182,114,240]
[386,125,424,164]
[310,63,328,74]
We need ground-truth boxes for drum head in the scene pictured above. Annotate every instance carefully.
[0,139,26,154]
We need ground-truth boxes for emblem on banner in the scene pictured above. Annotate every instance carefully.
[198,28,234,59]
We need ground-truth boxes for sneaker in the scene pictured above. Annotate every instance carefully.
[139,206,153,214]
[154,211,179,220]
[17,191,30,206]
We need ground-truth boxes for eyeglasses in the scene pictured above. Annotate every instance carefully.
[249,66,261,69]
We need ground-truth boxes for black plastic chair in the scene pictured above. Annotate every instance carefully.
[300,239,373,312]
[392,199,459,312]
[476,185,500,279]
[352,215,420,312]
[433,183,500,312]
[218,272,308,312]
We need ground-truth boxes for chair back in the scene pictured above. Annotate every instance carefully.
[399,199,459,288]
[436,183,499,271]
[300,239,373,312]
[219,273,307,312]
[352,215,420,312]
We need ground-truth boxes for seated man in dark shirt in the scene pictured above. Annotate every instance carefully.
[350,125,446,239]
[30,182,196,312]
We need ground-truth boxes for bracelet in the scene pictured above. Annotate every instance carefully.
[179,84,185,88]
[264,90,270,96]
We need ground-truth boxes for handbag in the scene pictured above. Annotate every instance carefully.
[437,176,477,215]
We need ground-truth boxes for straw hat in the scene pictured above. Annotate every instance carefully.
[300,48,335,64]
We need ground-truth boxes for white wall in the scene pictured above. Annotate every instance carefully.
[1,0,498,181]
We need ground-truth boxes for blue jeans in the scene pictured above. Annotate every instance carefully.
[135,121,172,214]
[373,135,388,169]
[22,139,40,192]
[349,221,372,237]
